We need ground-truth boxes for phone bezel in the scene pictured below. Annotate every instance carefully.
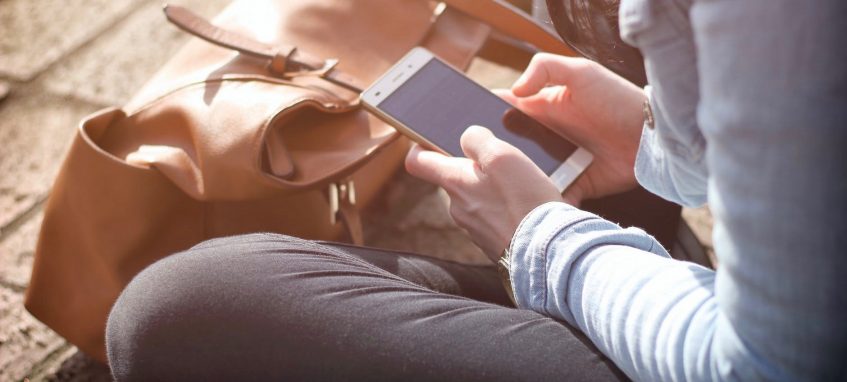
[361,47,593,192]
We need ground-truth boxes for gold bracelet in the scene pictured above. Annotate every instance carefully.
[497,247,517,306]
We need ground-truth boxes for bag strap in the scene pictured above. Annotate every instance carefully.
[164,1,575,93]
[439,0,576,56]
[163,4,365,92]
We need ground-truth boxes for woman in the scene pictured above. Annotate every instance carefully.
[106,0,846,380]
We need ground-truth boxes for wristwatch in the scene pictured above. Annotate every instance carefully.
[497,247,517,306]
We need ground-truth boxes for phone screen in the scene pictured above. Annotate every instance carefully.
[376,58,578,175]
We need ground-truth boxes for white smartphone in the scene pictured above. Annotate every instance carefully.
[361,47,593,192]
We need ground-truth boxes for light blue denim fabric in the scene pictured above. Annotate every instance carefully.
[510,0,847,380]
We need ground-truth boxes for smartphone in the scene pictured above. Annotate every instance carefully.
[361,47,593,192]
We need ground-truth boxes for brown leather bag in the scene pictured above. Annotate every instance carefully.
[25,0,577,362]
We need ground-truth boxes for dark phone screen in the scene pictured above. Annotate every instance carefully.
[378,58,578,175]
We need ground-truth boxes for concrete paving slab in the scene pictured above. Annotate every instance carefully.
[0,212,42,288]
[364,173,488,265]
[0,0,145,81]
[24,345,78,382]
[0,286,68,382]
[33,348,112,382]
[0,91,98,231]
[42,0,231,106]
[467,58,522,90]
[370,224,489,265]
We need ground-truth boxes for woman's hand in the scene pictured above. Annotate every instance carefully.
[500,53,647,204]
[405,126,563,261]
[404,53,647,260]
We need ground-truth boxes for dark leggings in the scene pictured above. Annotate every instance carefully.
[106,233,627,381]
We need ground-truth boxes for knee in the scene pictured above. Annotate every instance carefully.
[105,233,348,379]
[106,246,216,380]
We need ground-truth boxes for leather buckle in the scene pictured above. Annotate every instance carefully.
[432,2,447,22]
[328,180,356,225]
[285,58,339,79]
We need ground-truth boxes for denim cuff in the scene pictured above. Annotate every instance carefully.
[634,86,709,207]
[509,202,595,325]
[509,201,671,326]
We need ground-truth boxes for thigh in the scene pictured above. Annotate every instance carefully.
[315,240,511,306]
[107,233,627,382]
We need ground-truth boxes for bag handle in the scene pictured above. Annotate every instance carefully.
[164,4,365,92]
[164,1,575,93]
[439,0,576,56]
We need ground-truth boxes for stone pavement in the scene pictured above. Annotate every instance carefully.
[0,1,713,380]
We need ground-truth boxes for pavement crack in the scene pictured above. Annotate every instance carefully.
[0,279,26,293]
[19,0,152,84]
[21,342,75,381]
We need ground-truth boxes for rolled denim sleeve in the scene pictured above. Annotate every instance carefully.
[509,202,671,325]
[510,202,722,381]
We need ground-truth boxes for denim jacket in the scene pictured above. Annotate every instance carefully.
[510,0,847,380]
